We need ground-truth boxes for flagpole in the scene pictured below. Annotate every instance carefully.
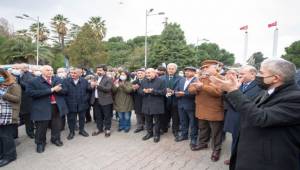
[272,28,278,58]
[243,31,248,64]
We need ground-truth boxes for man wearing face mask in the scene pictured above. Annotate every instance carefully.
[56,68,68,79]
[90,64,113,137]
[210,59,300,170]
[139,68,165,143]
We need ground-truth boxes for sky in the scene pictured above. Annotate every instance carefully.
[1,0,300,63]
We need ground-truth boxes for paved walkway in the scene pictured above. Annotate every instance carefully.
[3,118,230,170]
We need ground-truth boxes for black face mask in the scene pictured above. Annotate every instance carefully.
[255,76,272,90]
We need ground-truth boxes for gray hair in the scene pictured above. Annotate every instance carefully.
[261,59,296,82]
[167,63,178,70]
[240,65,257,75]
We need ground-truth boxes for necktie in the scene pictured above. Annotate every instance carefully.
[258,91,269,105]
[47,78,56,103]
[242,83,248,92]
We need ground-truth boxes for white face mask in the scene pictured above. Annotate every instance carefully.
[33,71,42,76]
[119,75,127,81]
[11,69,21,76]
[57,73,66,79]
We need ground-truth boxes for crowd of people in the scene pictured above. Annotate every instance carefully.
[0,58,299,170]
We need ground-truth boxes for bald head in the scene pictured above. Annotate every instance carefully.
[41,65,53,79]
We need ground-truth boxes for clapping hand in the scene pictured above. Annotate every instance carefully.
[209,75,239,92]
[175,91,184,97]
[51,84,62,92]
[143,88,153,94]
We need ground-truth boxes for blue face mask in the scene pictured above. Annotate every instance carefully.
[0,76,5,83]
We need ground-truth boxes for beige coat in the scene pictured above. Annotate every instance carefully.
[188,75,224,121]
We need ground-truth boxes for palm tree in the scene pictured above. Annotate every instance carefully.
[88,16,107,40]
[51,14,69,49]
[0,35,54,64]
[29,22,49,43]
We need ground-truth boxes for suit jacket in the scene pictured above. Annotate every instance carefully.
[90,75,113,106]
[132,79,144,114]
[19,71,34,115]
[160,74,183,108]
[175,77,197,111]
[138,77,165,115]
[226,81,300,170]
[27,76,68,121]
[63,77,91,113]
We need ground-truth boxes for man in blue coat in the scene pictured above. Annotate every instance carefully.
[160,63,183,138]
[174,66,198,150]
[63,67,91,140]
[223,66,263,165]
[27,65,68,153]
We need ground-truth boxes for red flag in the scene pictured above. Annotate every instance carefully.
[240,25,248,30]
[268,21,277,28]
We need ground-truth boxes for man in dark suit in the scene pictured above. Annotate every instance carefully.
[223,66,263,165]
[27,65,68,153]
[90,64,113,137]
[160,63,183,138]
[18,63,35,138]
[132,68,146,133]
[210,59,300,170]
[63,67,90,140]
[139,68,165,143]
[174,66,198,150]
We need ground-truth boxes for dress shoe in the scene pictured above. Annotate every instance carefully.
[175,136,188,142]
[134,128,143,133]
[67,132,75,140]
[191,144,208,151]
[190,143,199,151]
[153,136,160,143]
[92,130,103,136]
[51,140,63,147]
[104,130,111,137]
[224,159,230,165]
[211,150,221,162]
[124,129,130,133]
[0,159,15,167]
[36,144,45,153]
[142,133,153,140]
[79,130,89,137]
[27,133,35,139]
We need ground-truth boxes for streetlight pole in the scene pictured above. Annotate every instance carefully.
[36,17,39,65]
[144,9,165,68]
[16,14,40,65]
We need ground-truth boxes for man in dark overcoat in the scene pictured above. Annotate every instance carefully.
[27,65,68,153]
[139,68,165,143]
